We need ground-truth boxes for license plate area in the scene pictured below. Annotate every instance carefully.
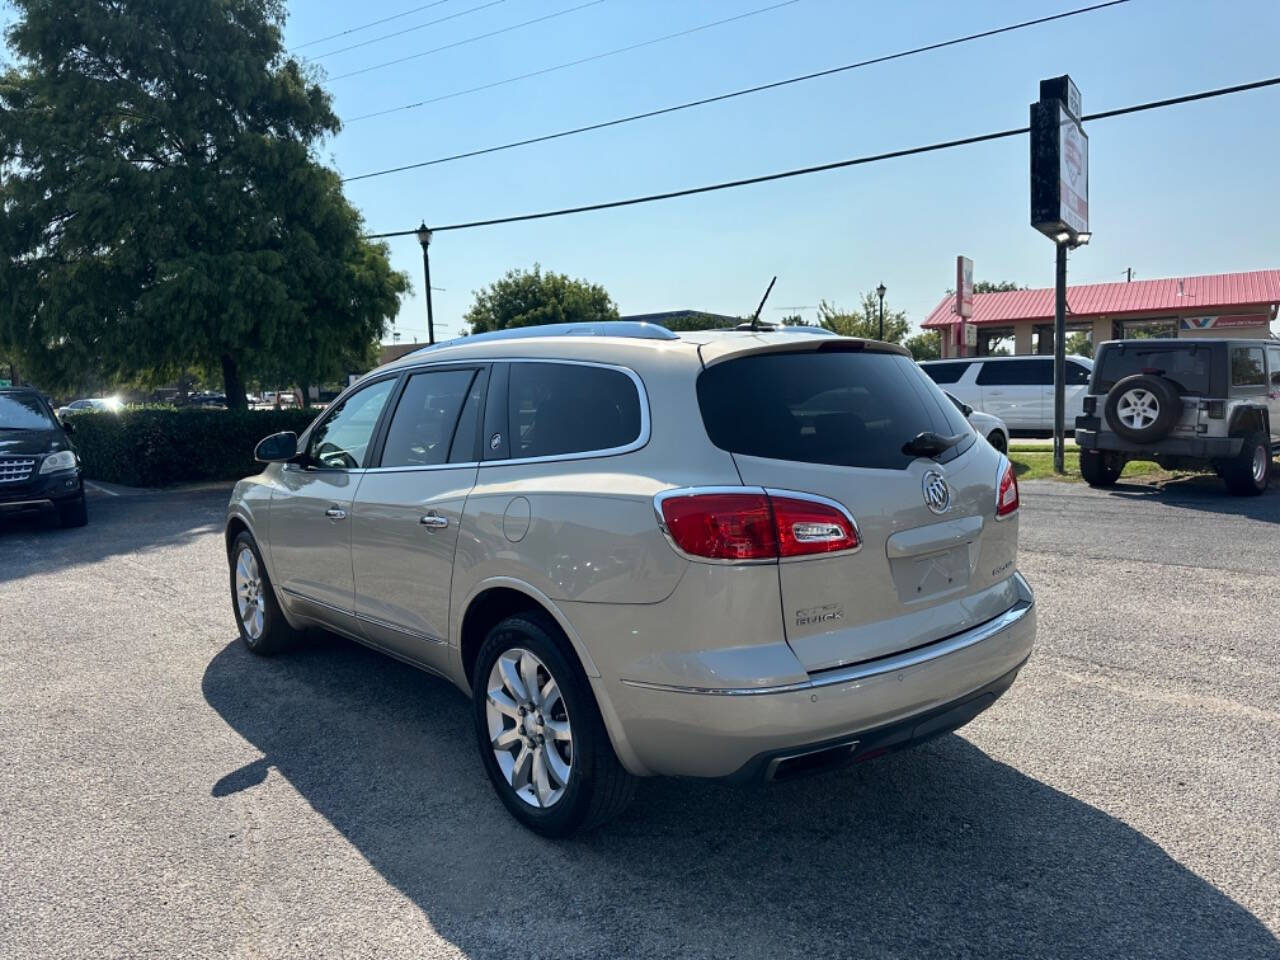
[889,545,971,603]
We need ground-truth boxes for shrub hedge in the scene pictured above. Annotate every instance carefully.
[71,407,319,487]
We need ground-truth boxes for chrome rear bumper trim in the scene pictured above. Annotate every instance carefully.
[620,599,1034,697]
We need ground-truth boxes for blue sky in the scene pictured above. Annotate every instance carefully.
[12,0,1280,340]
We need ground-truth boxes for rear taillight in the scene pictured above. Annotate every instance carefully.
[656,489,858,562]
[771,495,859,558]
[1082,396,1097,415]
[995,459,1019,519]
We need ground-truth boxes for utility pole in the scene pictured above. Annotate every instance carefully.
[1126,267,1133,282]
[416,223,436,345]
[1053,242,1069,474]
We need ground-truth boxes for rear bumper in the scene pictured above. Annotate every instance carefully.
[1075,426,1240,458]
[600,574,1036,778]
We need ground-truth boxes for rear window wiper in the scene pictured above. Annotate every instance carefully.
[902,431,967,459]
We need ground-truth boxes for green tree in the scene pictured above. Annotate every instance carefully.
[1066,331,1094,357]
[816,292,910,343]
[974,280,1024,294]
[904,331,941,361]
[464,265,618,334]
[0,0,407,408]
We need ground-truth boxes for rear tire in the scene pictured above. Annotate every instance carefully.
[1219,431,1270,497]
[57,493,88,528]
[229,532,298,655]
[472,611,636,837]
[1079,449,1122,488]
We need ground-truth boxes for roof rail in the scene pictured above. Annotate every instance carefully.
[407,321,679,357]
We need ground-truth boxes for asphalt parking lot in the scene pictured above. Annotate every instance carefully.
[2,479,1278,959]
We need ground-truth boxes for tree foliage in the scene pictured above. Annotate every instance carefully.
[0,0,407,407]
[816,293,910,343]
[973,280,1025,294]
[1066,331,1094,357]
[464,265,618,334]
[904,331,941,361]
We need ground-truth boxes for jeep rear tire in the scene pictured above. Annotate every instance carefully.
[1219,430,1270,497]
[1079,449,1122,488]
[1104,374,1182,443]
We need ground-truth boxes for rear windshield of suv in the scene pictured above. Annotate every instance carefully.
[697,349,970,470]
[1094,344,1213,396]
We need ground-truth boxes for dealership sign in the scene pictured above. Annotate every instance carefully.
[1031,75,1089,239]
[955,256,974,318]
[1179,315,1268,331]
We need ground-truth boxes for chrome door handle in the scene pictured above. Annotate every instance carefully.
[325,506,347,520]
[419,513,449,529]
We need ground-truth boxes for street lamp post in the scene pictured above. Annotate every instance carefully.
[416,222,436,346]
[876,283,887,341]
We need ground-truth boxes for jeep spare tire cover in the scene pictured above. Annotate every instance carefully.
[1103,374,1182,443]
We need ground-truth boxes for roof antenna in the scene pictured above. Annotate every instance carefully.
[749,276,778,331]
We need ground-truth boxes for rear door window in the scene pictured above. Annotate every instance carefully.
[507,362,643,460]
[921,361,971,384]
[1231,347,1266,388]
[379,369,478,468]
[697,349,970,470]
[1268,348,1280,388]
[1095,344,1212,396]
[976,359,1053,386]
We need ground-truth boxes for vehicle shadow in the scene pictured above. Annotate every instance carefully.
[202,635,1278,960]
[0,488,225,583]
[1105,472,1280,524]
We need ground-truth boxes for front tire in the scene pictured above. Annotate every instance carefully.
[472,612,636,837]
[57,493,88,528]
[229,532,297,655]
[1219,431,1270,497]
[1079,449,1122,487]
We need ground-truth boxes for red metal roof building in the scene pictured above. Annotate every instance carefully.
[922,269,1280,358]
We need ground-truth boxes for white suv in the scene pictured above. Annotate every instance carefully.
[226,323,1036,835]
[922,355,1093,432]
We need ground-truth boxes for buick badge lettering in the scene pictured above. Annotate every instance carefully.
[922,471,951,515]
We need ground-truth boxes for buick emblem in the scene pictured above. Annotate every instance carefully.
[922,470,951,515]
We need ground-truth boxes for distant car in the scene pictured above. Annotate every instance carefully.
[946,391,1009,454]
[57,397,121,418]
[0,387,88,527]
[1076,338,1279,495]
[188,392,228,409]
[921,356,1093,433]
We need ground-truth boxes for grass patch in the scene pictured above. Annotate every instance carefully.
[1008,448,1167,482]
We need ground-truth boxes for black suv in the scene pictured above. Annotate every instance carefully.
[0,388,88,527]
[1075,338,1279,496]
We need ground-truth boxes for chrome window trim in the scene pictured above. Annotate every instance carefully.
[363,461,481,475]
[651,486,862,566]
[619,598,1034,696]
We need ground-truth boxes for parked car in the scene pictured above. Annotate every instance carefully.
[57,396,122,418]
[945,391,1010,453]
[225,322,1035,836]
[921,355,1093,432]
[0,387,88,527]
[1075,338,1279,495]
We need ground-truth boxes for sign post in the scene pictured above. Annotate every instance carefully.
[1031,75,1090,475]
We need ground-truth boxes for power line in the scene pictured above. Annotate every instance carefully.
[292,0,457,52]
[329,0,614,81]
[341,0,1128,182]
[362,75,1280,239]
[340,0,801,99]
[310,0,512,61]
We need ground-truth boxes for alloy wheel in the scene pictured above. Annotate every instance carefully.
[1252,445,1267,485]
[234,546,265,641]
[1116,388,1159,430]
[485,648,573,809]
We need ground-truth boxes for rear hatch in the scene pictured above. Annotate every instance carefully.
[696,339,1020,673]
[1092,341,1224,437]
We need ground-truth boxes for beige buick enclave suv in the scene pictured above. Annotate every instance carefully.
[225,322,1036,835]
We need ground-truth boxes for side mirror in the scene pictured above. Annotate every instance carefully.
[60,419,75,435]
[961,402,974,418]
[255,431,300,463]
